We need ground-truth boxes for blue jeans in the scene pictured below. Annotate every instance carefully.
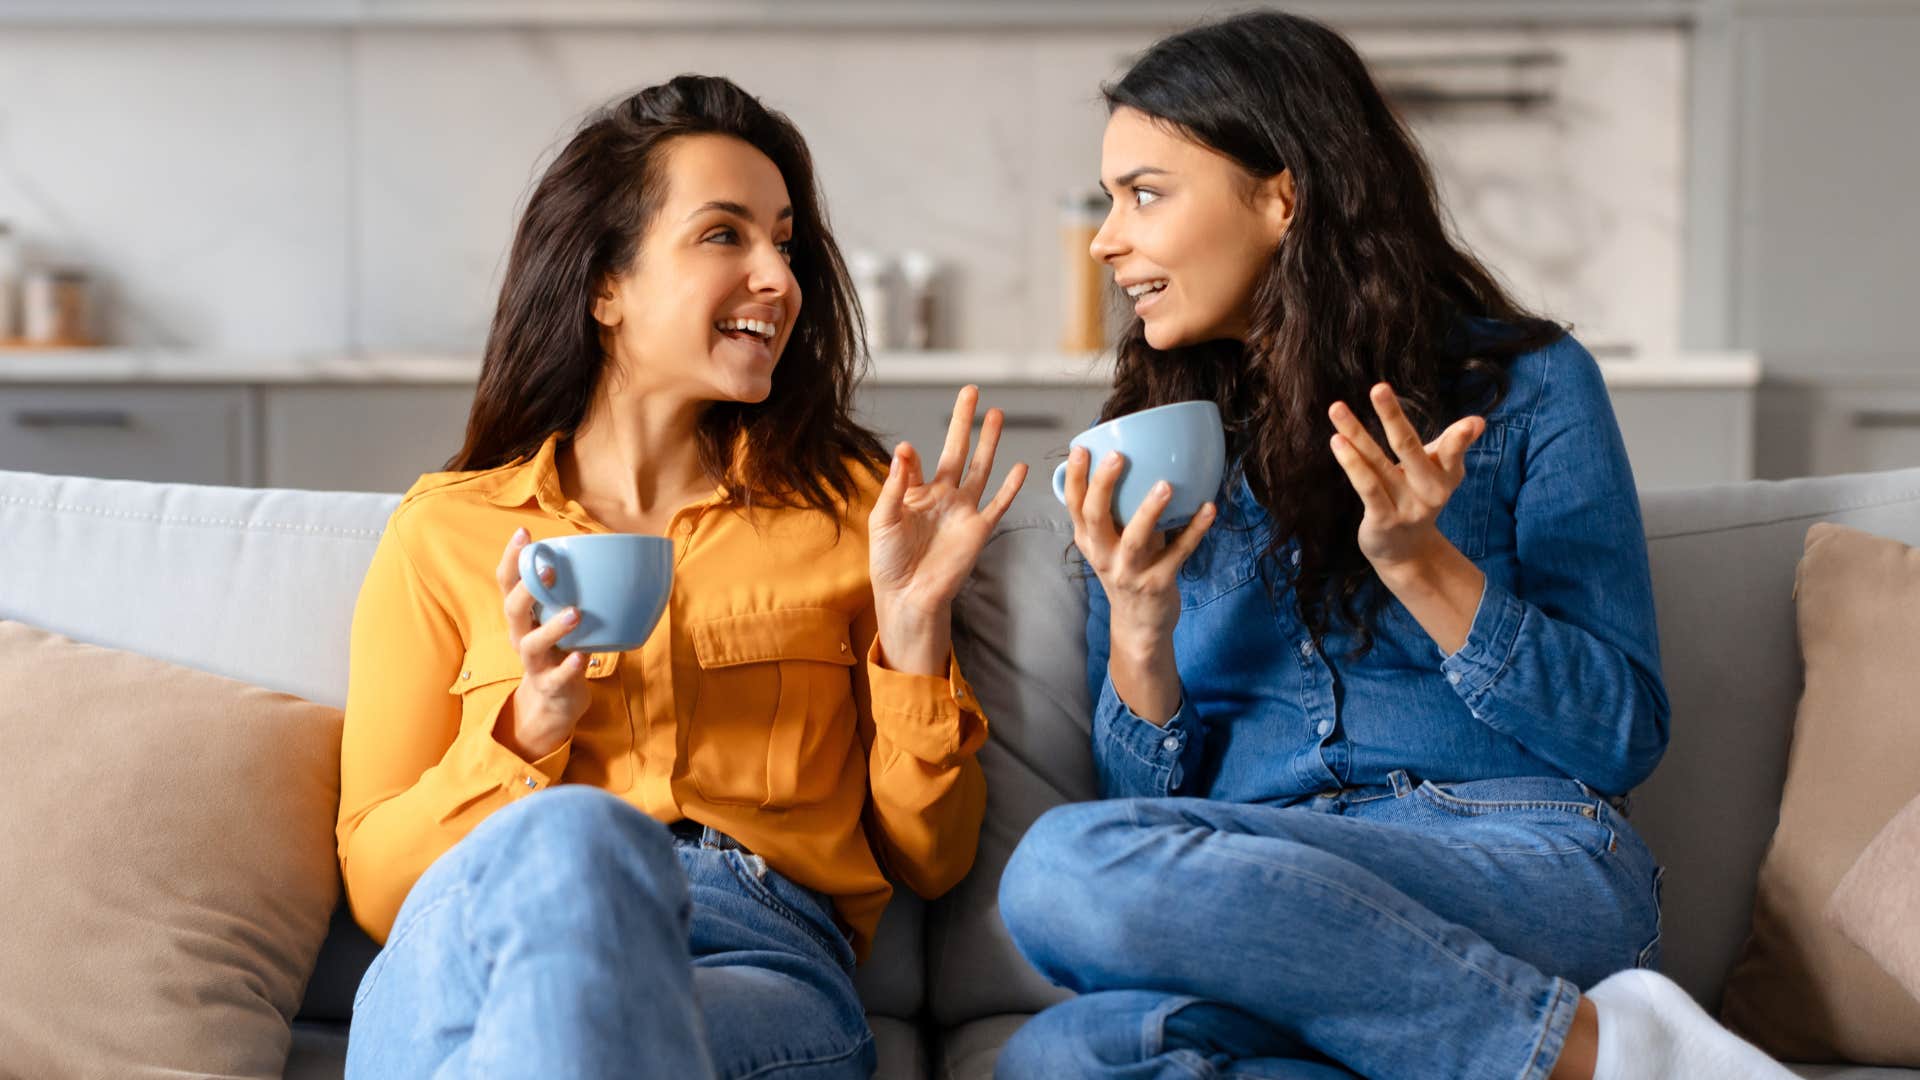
[995,774,1663,1080]
[345,786,876,1080]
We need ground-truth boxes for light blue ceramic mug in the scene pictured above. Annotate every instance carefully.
[1052,400,1227,531]
[517,534,674,652]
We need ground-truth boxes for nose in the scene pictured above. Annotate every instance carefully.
[1089,204,1126,264]
[748,242,796,301]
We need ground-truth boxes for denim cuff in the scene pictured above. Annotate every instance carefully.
[1096,673,1203,790]
[1439,578,1527,701]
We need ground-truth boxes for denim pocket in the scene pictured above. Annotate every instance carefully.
[1637,865,1666,969]
[720,848,854,970]
[1412,778,1616,858]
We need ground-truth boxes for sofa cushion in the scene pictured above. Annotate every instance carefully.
[1720,523,1920,1065]
[936,517,1091,1028]
[0,619,343,1079]
[1826,791,1920,1008]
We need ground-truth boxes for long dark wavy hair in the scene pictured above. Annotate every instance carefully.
[1100,10,1562,652]
[448,75,885,514]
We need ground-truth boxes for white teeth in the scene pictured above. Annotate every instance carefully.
[716,318,776,340]
[1125,280,1169,298]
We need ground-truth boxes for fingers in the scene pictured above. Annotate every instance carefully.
[496,527,530,596]
[932,385,979,488]
[503,580,537,646]
[1061,446,1092,536]
[871,443,911,527]
[980,461,1028,527]
[1330,432,1398,517]
[1327,399,1399,483]
[961,406,1004,501]
[1116,478,1175,560]
[1160,501,1218,567]
[1078,450,1127,550]
[519,604,581,670]
[1369,383,1448,498]
[896,441,926,492]
[1432,415,1485,479]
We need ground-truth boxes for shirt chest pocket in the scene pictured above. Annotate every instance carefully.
[686,608,860,809]
[1434,419,1508,560]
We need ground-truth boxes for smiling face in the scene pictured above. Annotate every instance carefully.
[1092,107,1295,350]
[593,132,800,405]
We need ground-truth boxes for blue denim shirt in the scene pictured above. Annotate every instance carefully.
[1085,331,1670,802]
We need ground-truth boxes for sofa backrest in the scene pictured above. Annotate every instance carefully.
[0,469,926,1025]
[12,463,1920,1030]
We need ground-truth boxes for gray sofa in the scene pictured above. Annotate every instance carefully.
[4,461,1919,1080]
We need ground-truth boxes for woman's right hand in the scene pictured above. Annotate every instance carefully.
[1062,447,1215,723]
[494,528,591,761]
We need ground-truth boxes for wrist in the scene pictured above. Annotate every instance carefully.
[873,602,952,677]
[1374,537,1471,596]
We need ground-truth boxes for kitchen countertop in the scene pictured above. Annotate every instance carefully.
[0,347,1763,389]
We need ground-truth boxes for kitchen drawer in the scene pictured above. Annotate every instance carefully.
[856,383,1109,520]
[263,385,475,493]
[0,385,252,485]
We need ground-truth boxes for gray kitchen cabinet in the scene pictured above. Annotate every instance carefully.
[263,385,474,493]
[1754,380,1920,481]
[0,385,253,486]
[1609,385,1754,489]
[1687,4,1920,378]
[856,383,1110,521]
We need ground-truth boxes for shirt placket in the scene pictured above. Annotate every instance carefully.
[636,507,703,816]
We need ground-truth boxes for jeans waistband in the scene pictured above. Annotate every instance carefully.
[1308,770,1633,817]
[668,818,754,854]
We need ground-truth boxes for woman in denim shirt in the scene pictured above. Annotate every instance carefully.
[996,12,1789,1080]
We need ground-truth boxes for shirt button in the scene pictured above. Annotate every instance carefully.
[1447,671,1462,685]
[839,641,850,654]
[1291,549,1301,566]
[522,776,537,789]
[460,670,471,680]
[1298,641,1313,659]
[1316,719,1333,737]
[1162,735,1180,752]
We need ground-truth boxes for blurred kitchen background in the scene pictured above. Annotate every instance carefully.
[0,0,1912,514]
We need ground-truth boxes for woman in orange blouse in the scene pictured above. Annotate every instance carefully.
[339,75,1023,1080]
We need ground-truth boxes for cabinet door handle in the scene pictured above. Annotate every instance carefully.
[968,413,1061,431]
[11,409,135,429]
[1853,410,1920,429]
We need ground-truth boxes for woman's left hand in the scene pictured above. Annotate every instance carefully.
[1328,382,1483,575]
[868,385,1028,673]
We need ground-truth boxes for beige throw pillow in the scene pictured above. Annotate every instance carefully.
[0,620,343,1079]
[1826,791,1920,1007]
[1719,523,1920,1065]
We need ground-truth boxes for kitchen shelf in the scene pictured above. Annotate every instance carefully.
[0,346,1760,389]
[0,0,1705,28]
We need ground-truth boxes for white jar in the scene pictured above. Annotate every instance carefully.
[897,251,939,351]
[846,250,895,352]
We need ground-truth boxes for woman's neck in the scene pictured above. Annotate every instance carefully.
[559,388,716,533]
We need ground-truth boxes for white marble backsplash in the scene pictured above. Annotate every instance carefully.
[0,21,1683,358]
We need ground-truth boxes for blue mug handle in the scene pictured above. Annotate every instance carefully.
[516,540,563,617]
[1051,460,1071,504]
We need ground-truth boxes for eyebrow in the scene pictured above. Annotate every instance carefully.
[1099,166,1172,194]
[686,200,795,223]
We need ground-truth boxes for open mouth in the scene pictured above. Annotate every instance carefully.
[1124,279,1169,299]
[715,317,778,344]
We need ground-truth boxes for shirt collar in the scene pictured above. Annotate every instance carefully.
[482,431,569,515]
[482,429,736,526]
